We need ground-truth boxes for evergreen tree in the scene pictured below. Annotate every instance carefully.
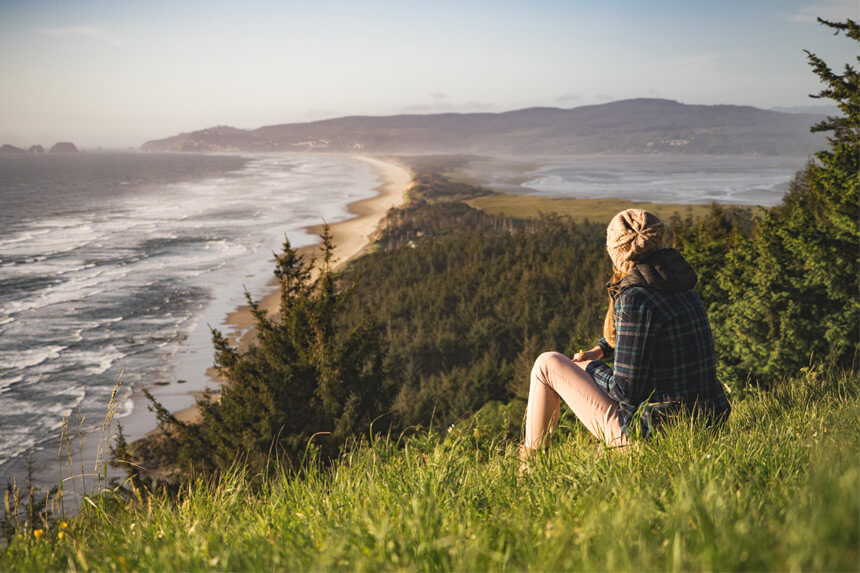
[676,18,859,385]
[145,226,389,476]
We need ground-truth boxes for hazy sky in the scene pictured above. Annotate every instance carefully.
[0,0,856,148]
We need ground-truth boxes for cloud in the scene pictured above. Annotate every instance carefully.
[39,26,122,48]
[789,0,856,23]
[400,102,454,113]
[303,109,341,120]
[596,94,614,102]
[462,101,494,111]
[400,100,494,114]
[556,93,582,104]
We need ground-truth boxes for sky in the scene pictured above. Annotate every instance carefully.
[0,0,857,148]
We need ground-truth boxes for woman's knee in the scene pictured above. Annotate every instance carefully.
[531,351,568,380]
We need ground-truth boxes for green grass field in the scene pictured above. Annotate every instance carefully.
[466,193,752,224]
[3,365,857,571]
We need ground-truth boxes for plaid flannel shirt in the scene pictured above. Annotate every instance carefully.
[586,286,730,436]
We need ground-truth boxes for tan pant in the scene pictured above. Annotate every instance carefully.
[524,352,629,449]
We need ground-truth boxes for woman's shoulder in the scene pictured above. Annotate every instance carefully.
[615,285,662,311]
[617,285,701,319]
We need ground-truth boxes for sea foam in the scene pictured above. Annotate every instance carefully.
[0,345,66,370]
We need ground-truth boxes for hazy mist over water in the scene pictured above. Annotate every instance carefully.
[518,155,808,206]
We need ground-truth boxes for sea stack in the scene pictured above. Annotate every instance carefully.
[0,144,26,154]
[50,141,79,153]
[28,144,45,153]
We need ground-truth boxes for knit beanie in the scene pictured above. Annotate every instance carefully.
[606,209,665,273]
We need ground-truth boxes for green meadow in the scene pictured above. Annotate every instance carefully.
[466,193,745,225]
[2,366,857,571]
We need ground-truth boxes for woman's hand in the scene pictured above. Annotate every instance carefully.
[572,346,603,362]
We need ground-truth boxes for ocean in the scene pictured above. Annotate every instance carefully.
[0,152,380,489]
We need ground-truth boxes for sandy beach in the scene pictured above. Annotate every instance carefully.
[166,155,413,428]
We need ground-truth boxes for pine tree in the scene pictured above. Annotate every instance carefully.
[677,18,859,385]
[144,226,389,476]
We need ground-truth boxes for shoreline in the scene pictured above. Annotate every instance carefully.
[161,155,413,430]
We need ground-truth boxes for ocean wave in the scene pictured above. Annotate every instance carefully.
[0,221,101,258]
[115,391,135,419]
[0,430,41,463]
[0,345,66,370]
[0,375,23,394]
[0,259,97,281]
[0,227,53,248]
[67,345,125,376]
[0,265,131,317]
[0,384,87,461]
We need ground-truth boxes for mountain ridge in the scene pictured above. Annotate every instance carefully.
[142,98,825,156]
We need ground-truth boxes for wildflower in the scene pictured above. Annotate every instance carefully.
[58,531,65,540]
[33,529,44,540]
[60,521,68,529]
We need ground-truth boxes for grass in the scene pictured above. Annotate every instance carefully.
[2,365,857,571]
[466,192,750,224]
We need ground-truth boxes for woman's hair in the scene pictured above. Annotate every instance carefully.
[603,269,627,346]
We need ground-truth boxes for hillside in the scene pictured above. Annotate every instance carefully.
[141,98,825,156]
[2,366,857,571]
[2,164,857,570]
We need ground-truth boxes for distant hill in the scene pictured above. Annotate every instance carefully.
[49,142,79,153]
[770,104,839,116]
[142,98,825,156]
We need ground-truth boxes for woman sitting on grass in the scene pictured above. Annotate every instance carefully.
[521,209,730,456]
